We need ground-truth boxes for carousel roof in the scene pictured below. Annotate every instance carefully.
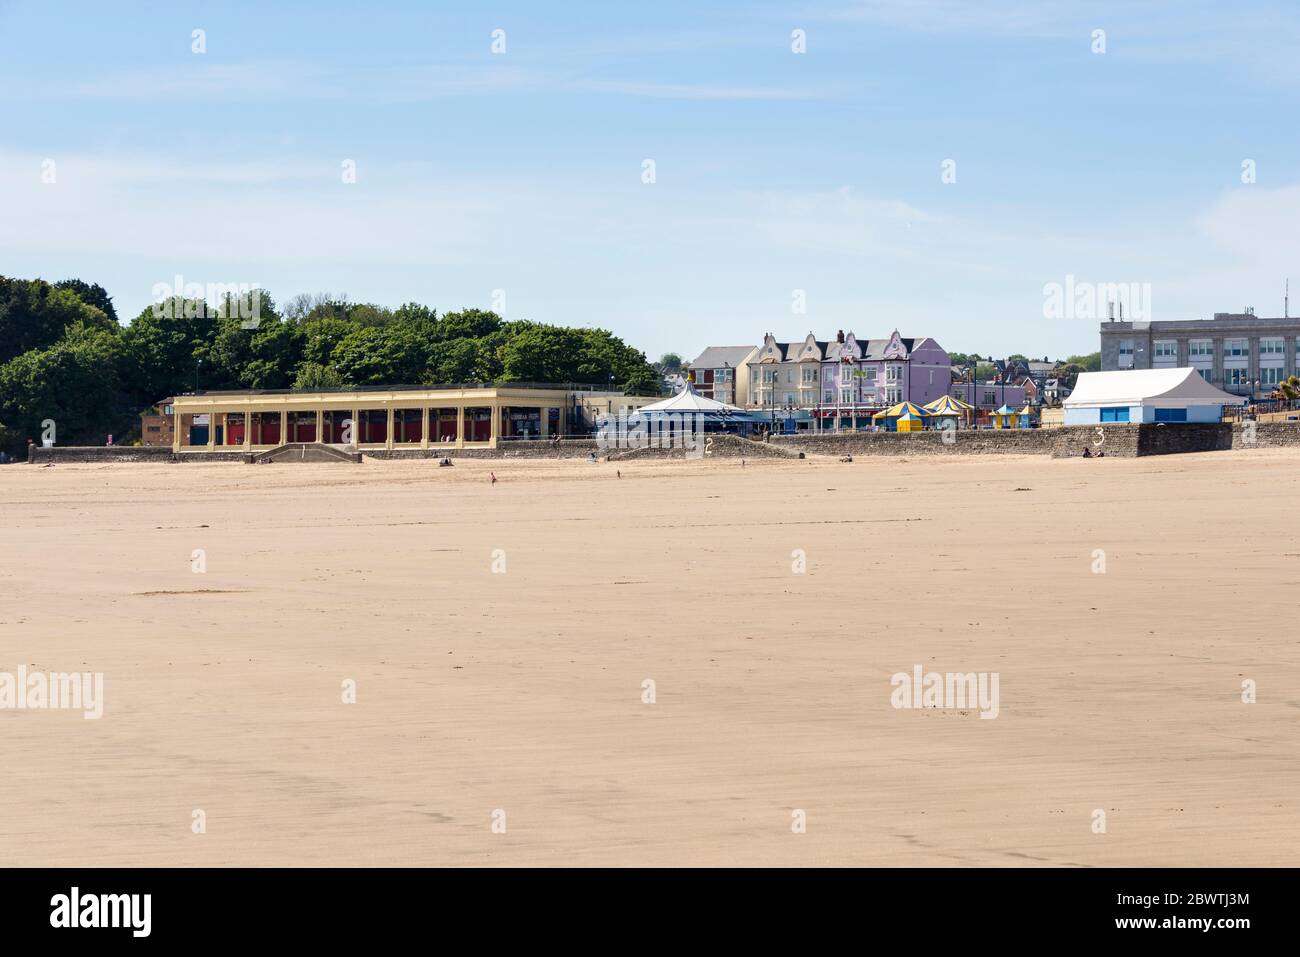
[871,401,932,419]
[637,381,745,415]
[924,395,974,414]
[634,379,759,416]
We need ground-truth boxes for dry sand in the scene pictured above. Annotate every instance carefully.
[1,449,1296,866]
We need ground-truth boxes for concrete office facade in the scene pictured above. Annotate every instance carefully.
[1100,312,1300,398]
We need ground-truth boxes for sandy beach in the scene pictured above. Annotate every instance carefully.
[1,450,1296,866]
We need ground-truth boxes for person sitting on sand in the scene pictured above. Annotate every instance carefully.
[840,454,853,463]
[1082,446,1092,458]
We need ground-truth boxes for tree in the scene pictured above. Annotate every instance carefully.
[55,279,119,324]
[293,362,345,391]
[1057,363,1087,390]
[0,322,130,451]
[119,297,218,405]
[657,353,684,374]
[436,308,502,342]
[0,277,114,364]
[1064,352,1101,372]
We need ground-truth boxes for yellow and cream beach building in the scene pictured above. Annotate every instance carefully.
[168,385,655,453]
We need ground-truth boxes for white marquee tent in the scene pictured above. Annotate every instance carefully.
[1064,367,1245,425]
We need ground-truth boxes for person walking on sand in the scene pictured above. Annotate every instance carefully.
[490,472,497,485]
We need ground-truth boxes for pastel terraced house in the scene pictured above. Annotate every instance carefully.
[734,329,951,431]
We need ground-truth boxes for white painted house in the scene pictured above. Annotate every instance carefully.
[1063,367,1245,425]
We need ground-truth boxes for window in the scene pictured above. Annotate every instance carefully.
[983,391,996,405]
[1225,368,1249,387]
[1261,338,1284,355]
[840,365,853,384]
[1189,340,1212,358]
[1118,340,1134,366]
[147,425,161,432]
[861,367,877,382]
[887,365,902,382]
[823,391,833,404]
[783,392,795,405]
[840,388,853,404]
[1261,367,1285,386]
[163,405,174,415]
[1225,339,1247,357]
[801,367,817,383]
[1154,408,1187,422]
[1154,341,1177,358]
[1100,407,1130,422]
[716,368,731,382]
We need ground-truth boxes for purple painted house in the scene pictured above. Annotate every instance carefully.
[818,329,951,429]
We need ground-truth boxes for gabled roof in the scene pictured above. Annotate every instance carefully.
[757,333,827,362]
[860,337,916,359]
[691,345,757,369]
[1064,367,1246,408]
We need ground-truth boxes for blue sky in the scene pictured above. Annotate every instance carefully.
[3,0,1299,361]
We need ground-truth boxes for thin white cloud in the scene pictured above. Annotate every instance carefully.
[14,60,839,104]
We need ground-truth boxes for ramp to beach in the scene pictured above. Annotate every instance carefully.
[245,443,362,464]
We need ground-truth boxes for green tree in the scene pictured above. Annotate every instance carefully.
[436,308,501,342]
[1064,352,1101,372]
[55,279,119,325]
[0,277,114,364]
[657,352,684,373]
[293,361,345,391]
[0,322,130,452]
[119,297,219,404]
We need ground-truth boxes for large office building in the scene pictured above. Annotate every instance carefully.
[1099,311,1300,398]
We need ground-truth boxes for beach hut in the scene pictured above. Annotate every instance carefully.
[923,394,974,431]
[871,401,931,432]
[990,404,1019,429]
[1016,404,1036,428]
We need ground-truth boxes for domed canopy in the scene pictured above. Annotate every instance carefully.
[871,401,932,420]
[924,395,974,415]
[637,380,745,415]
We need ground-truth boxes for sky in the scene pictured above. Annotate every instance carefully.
[2,0,1300,363]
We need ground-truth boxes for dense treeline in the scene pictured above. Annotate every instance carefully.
[0,278,657,455]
